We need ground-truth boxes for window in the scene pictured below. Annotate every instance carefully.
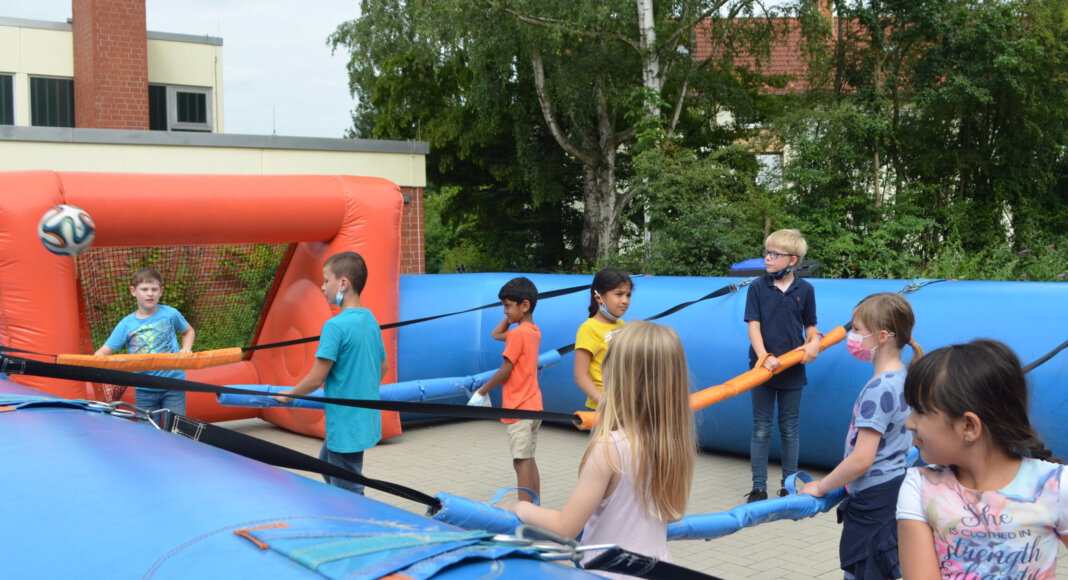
[0,74,12,125]
[149,84,212,132]
[754,152,784,190]
[148,84,167,130]
[31,76,75,127]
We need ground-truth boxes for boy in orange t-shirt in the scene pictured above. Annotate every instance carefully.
[476,276,542,502]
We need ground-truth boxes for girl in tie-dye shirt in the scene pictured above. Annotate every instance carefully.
[897,339,1068,579]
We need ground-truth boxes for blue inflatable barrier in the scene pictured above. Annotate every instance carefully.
[0,380,596,579]
[396,274,1068,467]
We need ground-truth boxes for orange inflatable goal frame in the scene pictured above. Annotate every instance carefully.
[0,171,402,439]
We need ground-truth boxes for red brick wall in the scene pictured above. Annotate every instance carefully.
[72,0,149,130]
[399,187,425,274]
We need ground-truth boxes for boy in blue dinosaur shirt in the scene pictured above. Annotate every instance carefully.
[95,267,195,415]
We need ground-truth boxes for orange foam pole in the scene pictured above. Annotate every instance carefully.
[574,326,847,430]
[575,410,597,431]
[689,326,847,411]
[56,348,244,371]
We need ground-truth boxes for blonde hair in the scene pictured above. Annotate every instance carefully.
[586,320,695,521]
[853,293,924,359]
[764,229,808,260]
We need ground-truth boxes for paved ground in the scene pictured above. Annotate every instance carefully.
[223,417,842,578]
[222,417,1068,579]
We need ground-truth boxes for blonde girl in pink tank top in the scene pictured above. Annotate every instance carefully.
[508,320,696,578]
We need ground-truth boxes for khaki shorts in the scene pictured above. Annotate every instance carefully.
[506,419,541,459]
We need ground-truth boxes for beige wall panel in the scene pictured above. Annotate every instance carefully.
[260,149,427,187]
[0,27,19,72]
[147,40,220,87]
[0,141,426,188]
[17,28,74,77]
[147,41,224,132]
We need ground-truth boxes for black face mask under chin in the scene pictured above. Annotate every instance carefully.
[770,266,793,279]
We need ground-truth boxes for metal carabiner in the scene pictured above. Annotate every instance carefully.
[512,524,619,562]
[108,400,158,425]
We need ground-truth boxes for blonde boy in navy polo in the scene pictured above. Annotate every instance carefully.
[743,229,821,502]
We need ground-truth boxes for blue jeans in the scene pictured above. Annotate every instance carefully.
[319,443,366,495]
[135,388,186,416]
[750,385,802,490]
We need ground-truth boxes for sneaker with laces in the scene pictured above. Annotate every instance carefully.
[745,488,768,503]
[778,488,789,497]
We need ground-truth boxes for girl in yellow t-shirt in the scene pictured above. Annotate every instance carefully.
[574,268,632,410]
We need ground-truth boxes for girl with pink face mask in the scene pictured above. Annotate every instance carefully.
[800,293,924,579]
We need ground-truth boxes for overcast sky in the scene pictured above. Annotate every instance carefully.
[0,0,360,138]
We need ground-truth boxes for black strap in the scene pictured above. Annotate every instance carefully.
[1023,338,1068,374]
[0,354,580,424]
[166,413,441,509]
[0,345,57,360]
[552,282,743,358]
[243,282,595,352]
[642,283,739,322]
[583,547,726,580]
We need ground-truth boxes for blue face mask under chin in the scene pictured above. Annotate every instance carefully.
[598,302,618,322]
[770,266,793,280]
[335,289,346,307]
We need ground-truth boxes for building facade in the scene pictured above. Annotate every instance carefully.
[0,1,427,274]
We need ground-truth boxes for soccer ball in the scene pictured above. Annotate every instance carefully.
[38,204,96,257]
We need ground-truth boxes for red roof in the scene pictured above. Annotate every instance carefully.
[694,17,831,94]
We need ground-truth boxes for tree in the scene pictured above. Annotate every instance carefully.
[896,0,1068,252]
[607,142,786,275]
[333,0,783,265]
[331,0,584,271]
[777,0,1068,277]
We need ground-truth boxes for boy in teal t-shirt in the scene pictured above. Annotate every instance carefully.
[275,251,387,495]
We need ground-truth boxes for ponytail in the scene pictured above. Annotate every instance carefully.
[907,338,925,361]
[1016,435,1058,462]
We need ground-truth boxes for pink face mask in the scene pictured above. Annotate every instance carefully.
[846,331,876,362]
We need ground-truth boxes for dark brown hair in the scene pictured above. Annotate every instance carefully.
[587,268,632,318]
[130,267,163,287]
[904,339,1055,462]
[324,252,368,294]
[499,276,539,313]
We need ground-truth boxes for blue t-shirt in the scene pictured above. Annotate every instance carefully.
[743,274,817,389]
[104,304,190,388]
[317,308,386,453]
[844,369,911,494]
